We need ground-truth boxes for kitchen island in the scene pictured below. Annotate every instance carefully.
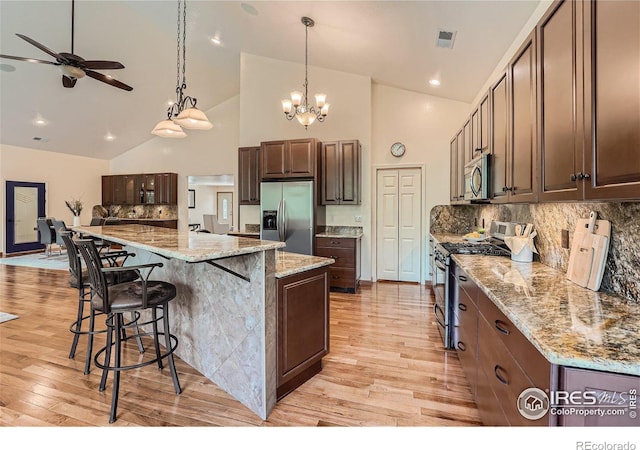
[75,224,333,419]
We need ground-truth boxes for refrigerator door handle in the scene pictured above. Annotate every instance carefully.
[282,199,287,242]
[277,199,285,242]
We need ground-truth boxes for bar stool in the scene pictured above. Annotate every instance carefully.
[60,231,142,375]
[74,238,181,423]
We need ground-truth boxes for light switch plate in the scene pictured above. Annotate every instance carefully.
[355,215,362,222]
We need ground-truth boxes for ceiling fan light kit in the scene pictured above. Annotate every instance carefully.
[152,0,212,138]
[281,16,329,129]
[0,0,132,91]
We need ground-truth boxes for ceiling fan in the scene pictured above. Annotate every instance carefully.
[0,0,133,91]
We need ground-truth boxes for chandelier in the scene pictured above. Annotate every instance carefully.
[281,17,329,129]
[152,0,212,138]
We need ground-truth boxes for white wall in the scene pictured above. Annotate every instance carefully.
[371,84,470,281]
[188,184,234,229]
[0,144,108,254]
[109,95,240,231]
[239,53,374,278]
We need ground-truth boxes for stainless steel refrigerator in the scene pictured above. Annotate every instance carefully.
[260,180,314,255]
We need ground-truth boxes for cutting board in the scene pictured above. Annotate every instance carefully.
[566,213,611,291]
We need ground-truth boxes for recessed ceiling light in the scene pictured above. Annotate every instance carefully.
[33,116,48,126]
[429,79,441,86]
[240,2,259,16]
[104,133,116,141]
[167,99,175,106]
[210,35,223,46]
[0,63,16,72]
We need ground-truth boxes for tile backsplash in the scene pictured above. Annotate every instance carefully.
[430,202,640,303]
[91,204,178,220]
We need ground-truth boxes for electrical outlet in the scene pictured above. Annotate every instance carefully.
[561,229,569,249]
[355,215,362,223]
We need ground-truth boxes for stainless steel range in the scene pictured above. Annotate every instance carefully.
[432,238,511,349]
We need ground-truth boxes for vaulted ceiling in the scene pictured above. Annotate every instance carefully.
[0,0,540,160]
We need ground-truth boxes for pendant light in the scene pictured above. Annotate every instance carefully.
[152,0,212,138]
[281,17,329,129]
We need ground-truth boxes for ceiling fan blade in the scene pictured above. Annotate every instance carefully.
[0,54,57,65]
[15,34,66,62]
[62,75,77,88]
[82,60,125,70]
[84,69,133,91]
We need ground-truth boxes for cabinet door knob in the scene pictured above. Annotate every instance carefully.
[330,256,339,260]
[457,341,467,351]
[583,173,591,180]
[570,173,577,182]
[458,303,467,312]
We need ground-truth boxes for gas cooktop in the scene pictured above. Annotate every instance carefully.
[438,240,511,257]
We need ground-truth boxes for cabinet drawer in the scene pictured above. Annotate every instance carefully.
[478,315,550,426]
[476,366,510,426]
[315,247,354,269]
[454,265,478,305]
[478,292,551,388]
[455,327,478,399]
[316,237,355,249]
[328,267,356,289]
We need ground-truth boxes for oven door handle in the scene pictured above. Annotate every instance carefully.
[433,303,446,329]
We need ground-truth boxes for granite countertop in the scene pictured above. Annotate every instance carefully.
[275,251,335,278]
[315,232,364,238]
[430,233,640,376]
[316,225,363,239]
[75,224,285,262]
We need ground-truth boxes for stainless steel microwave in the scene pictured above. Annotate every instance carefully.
[464,153,491,201]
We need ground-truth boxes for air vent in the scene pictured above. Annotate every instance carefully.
[436,29,457,49]
[32,136,49,142]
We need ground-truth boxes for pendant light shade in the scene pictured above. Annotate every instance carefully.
[151,119,187,138]
[152,0,212,138]
[174,107,213,130]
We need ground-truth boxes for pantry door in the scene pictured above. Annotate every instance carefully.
[376,168,421,282]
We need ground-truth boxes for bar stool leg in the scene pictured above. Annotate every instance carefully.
[84,306,96,375]
[152,307,164,370]
[109,313,123,423]
[69,286,85,359]
[99,314,114,392]
[131,312,145,353]
[162,304,181,394]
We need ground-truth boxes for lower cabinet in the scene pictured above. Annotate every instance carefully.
[315,236,361,293]
[454,263,639,427]
[277,266,330,400]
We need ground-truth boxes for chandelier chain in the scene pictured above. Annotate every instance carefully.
[303,22,309,108]
[182,0,187,89]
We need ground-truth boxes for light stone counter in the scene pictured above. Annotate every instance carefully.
[430,233,640,376]
[275,251,334,278]
[76,224,286,419]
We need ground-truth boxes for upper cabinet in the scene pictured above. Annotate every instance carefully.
[490,72,509,203]
[238,146,261,205]
[537,0,580,201]
[508,30,538,203]
[102,173,178,206]
[450,135,459,203]
[261,138,317,179]
[320,140,361,205]
[582,0,640,200]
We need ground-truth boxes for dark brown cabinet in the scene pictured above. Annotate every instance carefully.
[582,0,640,200]
[452,264,479,400]
[537,0,580,202]
[450,135,460,203]
[490,72,509,203]
[507,30,538,203]
[320,140,361,205]
[101,173,178,206]
[315,236,361,293]
[238,146,261,205]
[471,94,489,157]
[277,266,330,400]
[261,138,317,179]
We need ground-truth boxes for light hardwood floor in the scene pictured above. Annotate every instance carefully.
[0,264,481,426]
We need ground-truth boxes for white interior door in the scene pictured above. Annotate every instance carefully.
[377,170,399,280]
[376,168,421,282]
[398,169,421,282]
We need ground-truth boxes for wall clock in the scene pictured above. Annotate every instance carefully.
[390,142,406,157]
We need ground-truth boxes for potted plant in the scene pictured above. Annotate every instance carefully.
[65,198,83,226]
